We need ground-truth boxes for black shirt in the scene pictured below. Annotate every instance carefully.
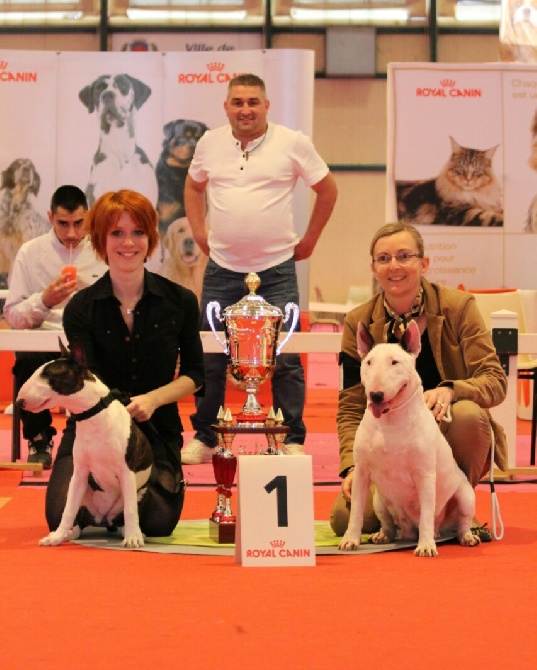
[62,270,204,442]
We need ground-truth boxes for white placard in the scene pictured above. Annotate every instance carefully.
[235,455,316,567]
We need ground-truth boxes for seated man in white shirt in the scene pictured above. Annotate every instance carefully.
[3,185,107,468]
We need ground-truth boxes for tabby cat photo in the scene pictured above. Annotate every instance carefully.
[396,136,503,227]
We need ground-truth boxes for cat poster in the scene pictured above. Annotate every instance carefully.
[387,66,503,229]
[387,62,537,290]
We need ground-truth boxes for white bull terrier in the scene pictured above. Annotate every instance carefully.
[338,320,480,557]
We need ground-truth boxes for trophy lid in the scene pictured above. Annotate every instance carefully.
[223,272,283,318]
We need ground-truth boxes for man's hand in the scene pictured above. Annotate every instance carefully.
[42,276,77,309]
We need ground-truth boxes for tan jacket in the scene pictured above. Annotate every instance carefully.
[336,278,508,475]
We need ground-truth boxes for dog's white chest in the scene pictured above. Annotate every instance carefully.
[74,405,132,479]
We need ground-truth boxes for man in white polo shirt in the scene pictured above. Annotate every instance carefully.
[4,185,107,468]
[182,73,338,464]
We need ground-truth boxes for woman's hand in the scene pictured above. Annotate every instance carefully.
[341,468,355,501]
[126,394,158,422]
[424,387,454,422]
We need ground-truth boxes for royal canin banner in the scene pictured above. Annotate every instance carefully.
[0,49,314,302]
[386,62,537,290]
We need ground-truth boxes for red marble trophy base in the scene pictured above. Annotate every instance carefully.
[209,519,236,544]
[235,411,267,425]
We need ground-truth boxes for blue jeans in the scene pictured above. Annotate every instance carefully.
[191,257,306,447]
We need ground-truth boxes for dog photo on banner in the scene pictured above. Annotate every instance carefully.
[155,119,209,297]
[0,51,57,290]
[500,0,537,63]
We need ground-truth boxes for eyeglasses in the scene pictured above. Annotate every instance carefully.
[372,252,422,266]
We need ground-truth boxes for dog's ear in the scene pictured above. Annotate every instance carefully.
[1,160,17,189]
[68,337,88,368]
[126,75,152,109]
[79,81,98,113]
[400,320,422,358]
[357,322,375,359]
[79,76,110,113]
[162,119,183,144]
[29,163,41,196]
[58,337,69,359]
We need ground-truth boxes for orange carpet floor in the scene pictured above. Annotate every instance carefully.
[1,471,537,669]
[1,352,537,668]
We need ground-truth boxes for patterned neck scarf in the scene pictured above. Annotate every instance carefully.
[384,287,424,342]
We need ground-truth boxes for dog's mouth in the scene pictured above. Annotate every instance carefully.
[17,398,50,414]
[181,253,199,266]
[368,383,408,418]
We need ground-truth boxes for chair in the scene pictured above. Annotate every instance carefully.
[470,289,537,466]
[308,286,342,332]
[345,284,372,309]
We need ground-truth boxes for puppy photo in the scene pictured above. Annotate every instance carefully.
[79,73,158,206]
[160,217,207,302]
[16,339,154,549]
[500,0,537,62]
[0,157,49,280]
[338,320,480,557]
[156,119,209,239]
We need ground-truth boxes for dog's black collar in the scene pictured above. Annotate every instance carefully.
[71,393,116,422]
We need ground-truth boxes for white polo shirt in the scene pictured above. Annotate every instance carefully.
[188,123,329,273]
[4,229,107,330]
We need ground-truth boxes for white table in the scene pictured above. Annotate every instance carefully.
[308,301,350,315]
[2,326,537,473]
[0,329,342,462]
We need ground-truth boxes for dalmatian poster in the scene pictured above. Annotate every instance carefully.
[0,49,314,302]
[386,61,537,290]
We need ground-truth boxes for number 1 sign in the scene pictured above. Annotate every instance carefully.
[234,455,316,567]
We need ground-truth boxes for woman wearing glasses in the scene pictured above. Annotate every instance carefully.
[331,222,508,539]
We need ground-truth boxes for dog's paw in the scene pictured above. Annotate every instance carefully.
[370,529,393,545]
[122,531,145,549]
[68,526,81,541]
[458,530,480,547]
[414,540,438,557]
[39,530,68,546]
[338,535,361,551]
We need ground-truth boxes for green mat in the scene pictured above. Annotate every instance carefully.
[72,519,456,555]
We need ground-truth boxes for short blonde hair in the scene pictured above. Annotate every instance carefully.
[370,222,425,258]
[87,190,159,263]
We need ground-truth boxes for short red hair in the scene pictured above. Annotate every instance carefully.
[87,190,159,263]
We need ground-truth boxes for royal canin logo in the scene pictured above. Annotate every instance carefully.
[0,61,38,82]
[414,77,482,98]
[177,62,244,84]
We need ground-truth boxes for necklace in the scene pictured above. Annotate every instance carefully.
[244,127,268,161]
[119,297,141,316]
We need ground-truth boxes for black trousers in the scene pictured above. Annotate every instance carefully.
[13,351,57,440]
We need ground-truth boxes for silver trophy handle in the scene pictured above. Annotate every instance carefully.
[276,302,300,355]
[206,301,229,354]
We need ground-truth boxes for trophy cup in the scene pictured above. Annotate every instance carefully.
[209,408,238,544]
[207,272,300,424]
[206,272,300,543]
